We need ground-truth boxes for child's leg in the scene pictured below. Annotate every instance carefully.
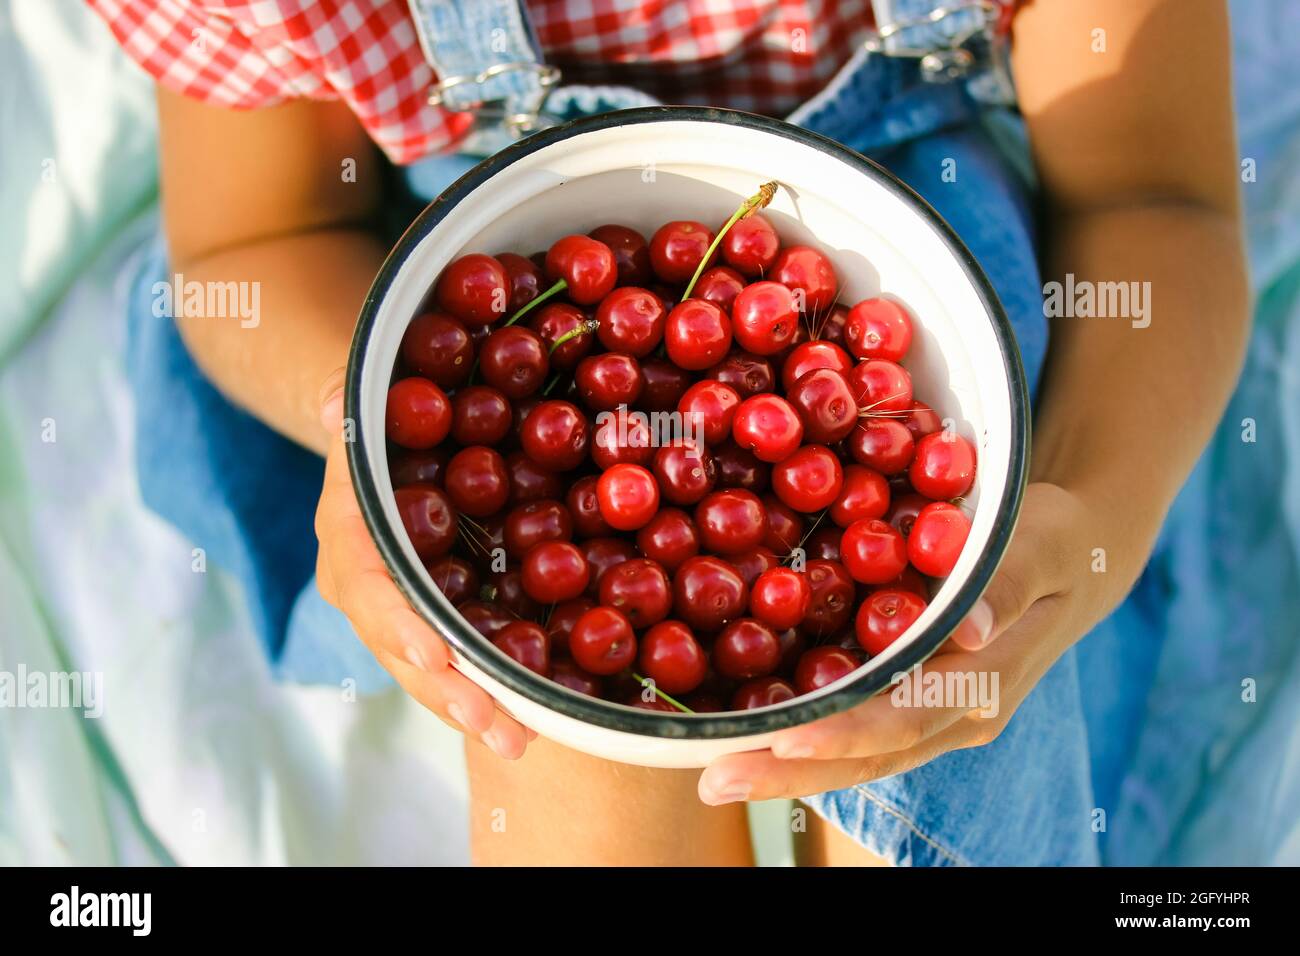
[466,737,755,866]
[795,810,891,867]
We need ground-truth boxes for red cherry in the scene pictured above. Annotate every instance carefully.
[677,380,741,447]
[567,475,613,538]
[636,508,700,572]
[848,418,915,475]
[849,359,913,414]
[750,568,812,630]
[772,444,844,513]
[771,245,837,315]
[803,526,842,562]
[713,618,781,680]
[390,448,448,486]
[459,599,513,638]
[530,302,594,371]
[581,537,638,597]
[575,352,644,410]
[649,220,716,283]
[844,298,913,363]
[444,446,510,517]
[840,518,908,584]
[731,547,780,588]
[550,657,605,697]
[492,620,551,676]
[781,339,853,392]
[639,358,693,412]
[786,368,857,445]
[665,299,732,370]
[394,483,456,561]
[521,540,590,603]
[732,394,803,463]
[721,214,779,277]
[909,432,977,500]
[907,501,971,577]
[520,400,590,471]
[595,286,667,357]
[506,451,563,504]
[793,646,859,695]
[479,326,549,399]
[776,626,807,672]
[638,620,708,695]
[569,606,637,675]
[451,385,511,445]
[599,558,672,629]
[489,567,543,618]
[713,442,770,492]
[887,564,931,599]
[496,252,544,312]
[592,411,655,470]
[708,350,776,397]
[694,488,769,555]
[731,281,800,355]
[684,692,727,713]
[830,464,890,528]
[813,304,849,347]
[545,235,617,305]
[731,676,797,710]
[885,491,930,537]
[856,588,927,655]
[589,224,652,286]
[467,514,507,570]
[905,401,944,441]
[503,499,572,559]
[799,559,856,636]
[401,312,473,388]
[596,463,660,531]
[693,266,746,313]
[435,253,509,325]
[762,495,805,554]
[547,597,595,656]
[672,555,748,632]
[653,442,716,506]
[426,554,479,604]
[386,378,452,449]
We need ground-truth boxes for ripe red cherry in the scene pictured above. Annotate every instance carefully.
[840,518,909,584]
[636,508,700,572]
[506,451,563,504]
[490,567,545,618]
[830,464,890,527]
[713,442,770,492]
[492,620,551,676]
[426,554,479,604]
[479,326,549,399]
[786,367,857,444]
[678,380,741,447]
[907,501,972,577]
[589,224,653,286]
[713,618,781,680]
[451,385,511,445]
[750,568,812,630]
[639,358,693,412]
[844,297,913,363]
[435,253,509,325]
[732,394,803,463]
[665,299,732,370]
[386,378,452,449]
[503,498,572,558]
[521,540,591,603]
[530,302,593,371]
[856,588,927,655]
[596,463,660,531]
[771,245,837,314]
[390,448,448,486]
[848,418,915,475]
[731,547,780,589]
[638,621,708,695]
[708,350,776,397]
[580,536,638,597]
[909,432,977,500]
[694,488,769,555]
[781,339,853,392]
[591,412,654,470]
[762,495,804,554]
[496,252,544,312]
[886,491,930,538]
[813,304,849,346]
[693,266,746,313]
[653,443,716,506]
[731,281,800,355]
[545,235,617,305]
[849,358,913,414]
[595,286,666,357]
[793,646,859,695]
[520,400,590,471]
[401,312,473,388]
[567,476,613,537]
[672,555,748,632]
[721,214,779,277]
[394,483,456,560]
[459,599,513,639]
[575,352,644,410]
[804,526,842,562]
[546,597,595,656]
[444,446,510,517]
[731,676,797,710]
[551,658,604,697]
[772,444,844,513]
[599,558,672,628]
[905,401,944,440]
[569,606,637,675]
[649,220,716,283]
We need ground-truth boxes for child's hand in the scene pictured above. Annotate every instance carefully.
[314,369,532,759]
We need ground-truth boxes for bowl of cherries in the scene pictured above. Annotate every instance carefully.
[346,106,1028,768]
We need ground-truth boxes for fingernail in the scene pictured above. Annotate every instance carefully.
[404,643,429,671]
[701,781,752,805]
[447,702,468,730]
[772,741,814,760]
[968,599,995,647]
[482,727,513,759]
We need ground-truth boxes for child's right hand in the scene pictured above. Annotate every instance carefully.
[314,369,531,759]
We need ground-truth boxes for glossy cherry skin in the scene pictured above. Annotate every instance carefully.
[830,464,891,528]
[426,554,479,605]
[750,567,812,630]
[547,597,596,656]
[844,297,913,363]
[907,501,971,577]
[799,558,856,636]
[458,599,513,639]
[600,558,673,629]
[638,620,708,695]
[731,547,780,589]
[772,444,844,513]
[673,555,749,632]
[653,442,716,506]
[636,508,700,573]
[856,588,928,655]
[771,245,837,314]
[550,657,605,697]
[479,326,549,399]
[520,399,590,471]
[762,495,804,554]
[567,476,613,538]
[451,385,512,445]
[909,432,977,500]
[804,526,842,562]
[545,235,617,305]
[389,448,448,487]
[591,411,655,470]
[589,223,652,286]
[713,618,781,680]
[848,418,915,476]
[678,380,741,447]
[905,401,944,441]
[530,302,593,371]
[569,606,638,675]
[786,368,857,446]
[639,358,693,412]
[708,350,776,397]
[694,488,769,555]
[496,252,544,312]
[848,359,913,414]
[731,281,800,355]
[503,499,572,559]
[887,564,931,600]
[486,567,542,619]
[731,676,797,710]
[814,304,850,347]
[649,220,716,283]
[665,299,732,371]
[580,537,639,597]
[401,312,473,389]
[713,442,771,493]
[444,446,510,517]
[386,378,452,449]
[394,483,456,561]
[721,214,780,277]
[595,286,667,357]
[840,518,909,584]
[596,463,660,531]
[575,352,644,410]
[793,646,859,695]
[521,540,590,603]
[781,339,853,392]
[435,253,509,325]
[732,394,804,463]
[506,451,563,505]
[492,620,551,677]
[692,266,747,314]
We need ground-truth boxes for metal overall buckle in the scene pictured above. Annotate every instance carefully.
[864,0,1004,83]
[425,61,563,137]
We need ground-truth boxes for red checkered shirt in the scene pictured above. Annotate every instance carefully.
[86,0,880,164]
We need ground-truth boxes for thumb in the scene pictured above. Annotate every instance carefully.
[318,367,347,438]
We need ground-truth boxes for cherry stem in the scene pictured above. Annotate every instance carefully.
[548,318,600,354]
[541,372,566,396]
[681,180,780,302]
[631,672,695,714]
[505,278,566,326]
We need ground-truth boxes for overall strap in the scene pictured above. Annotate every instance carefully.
[868,0,1010,90]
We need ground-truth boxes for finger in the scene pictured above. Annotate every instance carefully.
[318,366,346,436]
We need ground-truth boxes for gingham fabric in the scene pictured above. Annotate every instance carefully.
[85,0,878,163]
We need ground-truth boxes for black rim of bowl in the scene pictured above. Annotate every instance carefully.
[345,105,1030,740]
